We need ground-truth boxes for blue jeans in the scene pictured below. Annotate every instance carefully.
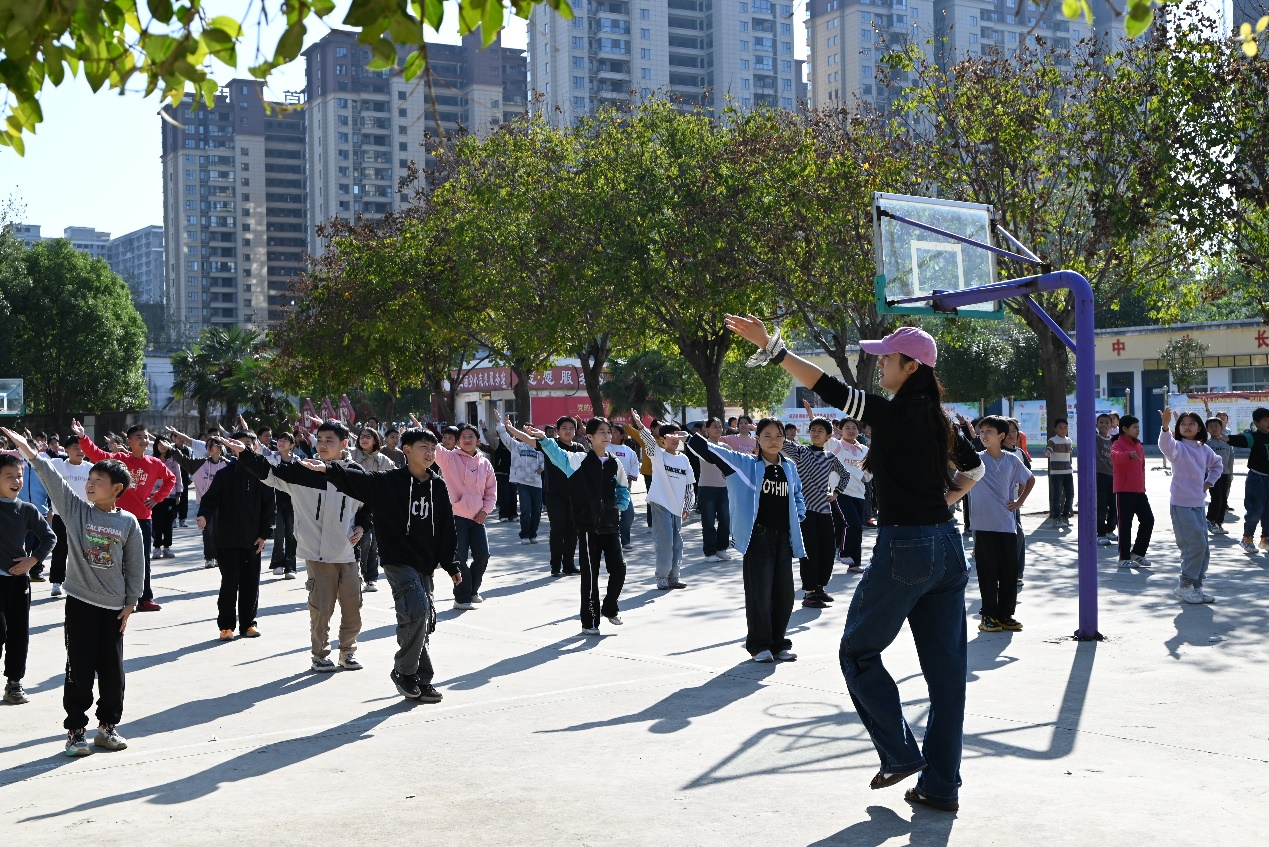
[649,502,683,580]
[1242,471,1269,540]
[840,520,968,805]
[1171,504,1210,587]
[518,485,543,541]
[698,486,730,556]
[619,500,635,548]
[454,516,490,603]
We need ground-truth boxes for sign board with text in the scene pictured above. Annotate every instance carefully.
[0,379,23,416]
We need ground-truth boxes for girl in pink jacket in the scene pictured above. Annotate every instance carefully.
[1111,415,1154,568]
[1158,407,1224,604]
[433,424,498,610]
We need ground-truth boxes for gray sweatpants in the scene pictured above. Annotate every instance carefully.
[381,564,435,682]
[1170,504,1209,588]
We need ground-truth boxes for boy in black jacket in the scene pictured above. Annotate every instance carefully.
[197,433,275,641]
[292,427,460,703]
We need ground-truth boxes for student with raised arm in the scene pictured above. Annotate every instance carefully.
[230,421,371,672]
[607,425,641,551]
[780,414,851,609]
[168,430,231,569]
[4,428,143,756]
[73,421,176,612]
[726,316,983,813]
[431,423,498,610]
[502,412,629,635]
[286,428,461,703]
[496,415,546,545]
[688,418,807,663]
[629,412,696,590]
[687,417,732,562]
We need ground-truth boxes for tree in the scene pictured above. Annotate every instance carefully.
[0,238,147,427]
[170,325,264,427]
[894,31,1203,419]
[170,345,216,433]
[1159,336,1210,394]
[719,347,793,418]
[933,318,1062,403]
[0,0,574,154]
[600,350,703,422]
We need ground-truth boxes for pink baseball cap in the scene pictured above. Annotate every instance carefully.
[859,326,938,367]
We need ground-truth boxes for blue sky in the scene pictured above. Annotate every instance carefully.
[0,3,530,238]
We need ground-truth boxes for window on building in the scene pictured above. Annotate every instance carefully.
[573,75,586,89]
[1231,368,1267,390]
[337,97,348,107]
[641,48,652,58]
[741,78,750,89]
[641,28,651,38]
[780,41,791,53]
[782,78,791,89]
[337,131,349,142]
[740,58,750,69]
[397,91,405,101]
[969,33,978,43]
[740,40,749,50]
[781,97,792,107]
[338,114,349,125]
[572,35,585,49]
[399,142,408,151]
[338,149,349,160]
[781,59,792,71]
[740,21,749,31]
[780,23,791,34]
[336,64,347,74]
[641,7,650,18]
[969,15,977,25]
[573,96,587,109]
[573,56,585,68]
[336,46,348,57]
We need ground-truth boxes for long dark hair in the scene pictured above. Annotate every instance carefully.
[887,356,959,491]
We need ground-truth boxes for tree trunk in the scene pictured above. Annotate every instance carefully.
[1024,311,1073,433]
[429,378,454,423]
[198,401,209,436]
[578,333,610,417]
[678,330,730,421]
[511,365,533,426]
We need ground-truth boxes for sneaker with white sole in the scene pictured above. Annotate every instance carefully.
[338,652,363,670]
[1240,538,1259,554]
[1173,584,1205,604]
[94,724,128,751]
[1098,536,1114,546]
[50,583,63,597]
[4,681,29,704]
[1131,554,1153,567]
[65,728,91,757]
[312,656,338,673]
[776,650,797,661]
[179,520,188,528]
[1118,559,1136,568]
[363,581,378,593]
[470,594,484,604]
[272,567,285,576]
[1198,588,1216,603]
[606,614,623,625]
[656,578,671,590]
[581,627,601,636]
[391,670,422,699]
[284,571,297,580]
[1105,531,1118,541]
[715,550,732,560]
[520,539,531,545]
[752,649,775,663]
[452,601,475,610]
[205,559,217,569]
[704,554,721,562]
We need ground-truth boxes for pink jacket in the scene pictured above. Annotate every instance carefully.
[432,447,497,520]
[1110,436,1146,494]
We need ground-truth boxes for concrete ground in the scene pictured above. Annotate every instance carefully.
[3,463,1266,846]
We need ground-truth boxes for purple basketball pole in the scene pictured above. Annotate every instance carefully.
[888,270,1102,640]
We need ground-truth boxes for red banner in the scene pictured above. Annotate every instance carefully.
[527,395,599,427]
[319,397,336,420]
[337,394,356,425]
[454,366,589,393]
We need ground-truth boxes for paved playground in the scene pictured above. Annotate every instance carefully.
[3,463,1266,846]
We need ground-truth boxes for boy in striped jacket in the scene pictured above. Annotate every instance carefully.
[780,416,850,608]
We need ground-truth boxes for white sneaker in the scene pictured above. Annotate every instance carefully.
[337,651,363,670]
[470,593,484,604]
[1098,536,1114,547]
[178,520,188,528]
[312,656,338,673]
[204,559,217,569]
[520,539,531,545]
[272,567,285,576]
[776,650,798,661]
[1131,554,1153,568]
[1173,584,1205,604]
[715,550,732,560]
[581,627,601,636]
[162,547,174,558]
[284,571,297,580]
[1118,559,1136,568]
[752,649,775,663]
[94,724,128,751]
[452,601,476,610]
[1198,588,1216,603]
[606,614,624,625]
[1240,538,1260,554]
[50,583,62,597]
[704,554,721,562]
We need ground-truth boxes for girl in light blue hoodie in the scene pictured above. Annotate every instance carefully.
[688,419,806,663]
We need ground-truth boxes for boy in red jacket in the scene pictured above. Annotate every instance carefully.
[1110,415,1154,568]
[72,422,176,611]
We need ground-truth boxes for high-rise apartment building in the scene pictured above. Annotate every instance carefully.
[805,0,1116,111]
[105,225,165,304]
[160,80,307,343]
[14,224,165,304]
[528,0,803,123]
[303,30,528,254]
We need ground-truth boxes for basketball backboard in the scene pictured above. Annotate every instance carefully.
[0,379,23,416]
[872,192,1002,318]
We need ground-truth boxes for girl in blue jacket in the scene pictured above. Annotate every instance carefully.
[688,419,806,663]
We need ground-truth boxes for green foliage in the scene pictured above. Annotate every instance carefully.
[601,350,703,421]
[1158,336,1210,393]
[170,325,265,428]
[932,318,1064,403]
[720,346,793,417]
[0,0,573,154]
[0,235,147,425]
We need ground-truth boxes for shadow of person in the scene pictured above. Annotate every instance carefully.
[966,630,1017,681]
[808,804,954,847]
[438,635,605,691]
[18,703,409,819]
[1163,603,1230,660]
[538,660,778,735]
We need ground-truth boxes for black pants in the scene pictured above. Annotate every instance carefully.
[545,493,580,573]
[1049,474,1074,518]
[837,495,866,565]
[742,525,794,656]
[152,499,177,548]
[0,574,32,681]
[51,513,69,585]
[138,518,154,602]
[1096,473,1118,536]
[176,486,190,521]
[357,525,380,584]
[270,498,297,573]
[63,596,125,730]
[497,475,517,519]
[799,510,836,591]
[643,474,653,526]
[1116,492,1154,559]
[216,548,262,633]
[1207,475,1232,525]
[201,513,218,562]
[975,530,1019,620]
[581,531,626,629]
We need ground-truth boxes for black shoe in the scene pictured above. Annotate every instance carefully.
[669,580,687,589]
[391,670,422,700]
[562,567,579,576]
[417,682,443,704]
[817,589,835,603]
[551,569,563,578]
[905,787,959,812]
[801,597,827,608]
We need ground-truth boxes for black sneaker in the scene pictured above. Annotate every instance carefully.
[562,566,579,576]
[417,682,443,704]
[391,670,422,700]
[817,589,835,603]
[668,580,688,589]
[801,596,827,608]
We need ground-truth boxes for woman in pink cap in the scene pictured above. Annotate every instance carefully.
[726,316,984,813]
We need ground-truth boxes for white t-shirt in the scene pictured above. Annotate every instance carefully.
[606,444,640,481]
[649,447,695,514]
[827,437,869,499]
[51,457,92,506]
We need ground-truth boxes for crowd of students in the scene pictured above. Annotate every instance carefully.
[0,329,1260,813]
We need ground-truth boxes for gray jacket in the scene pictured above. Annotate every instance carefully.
[497,424,545,488]
[34,457,144,609]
